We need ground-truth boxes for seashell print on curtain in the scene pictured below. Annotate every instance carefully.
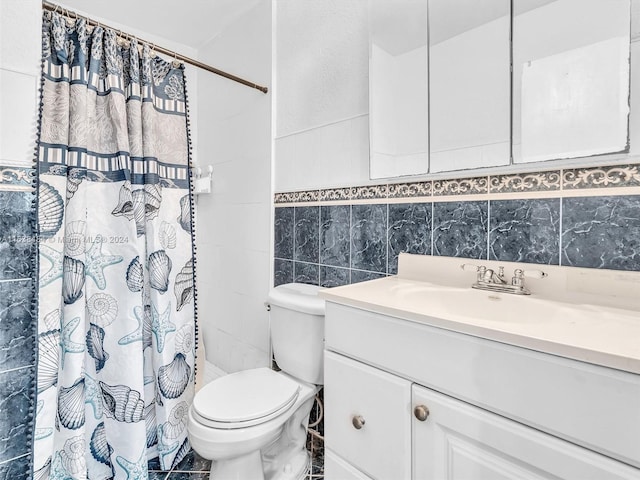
[34,11,197,478]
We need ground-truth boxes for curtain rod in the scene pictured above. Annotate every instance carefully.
[41,0,269,94]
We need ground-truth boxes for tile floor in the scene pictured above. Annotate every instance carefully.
[148,450,211,479]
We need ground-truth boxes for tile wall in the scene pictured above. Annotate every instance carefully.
[273,164,640,286]
[0,165,37,478]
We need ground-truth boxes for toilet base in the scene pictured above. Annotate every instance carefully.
[208,445,310,480]
[262,395,315,480]
[209,450,265,480]
[264,447,310,480]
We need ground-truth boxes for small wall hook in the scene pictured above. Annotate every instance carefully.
[193,164,213,195]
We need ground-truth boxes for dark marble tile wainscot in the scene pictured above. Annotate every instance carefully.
[0,165,37,477]
[273,167,640,286]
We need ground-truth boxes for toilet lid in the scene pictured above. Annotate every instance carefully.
[193,368,300,428]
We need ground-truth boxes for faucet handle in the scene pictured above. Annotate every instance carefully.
[512,268,547,288]
[521,269,547,279]
[512,269,524,286]
[460,263,480,272]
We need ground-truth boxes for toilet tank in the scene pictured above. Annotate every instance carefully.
[267,283,325,385]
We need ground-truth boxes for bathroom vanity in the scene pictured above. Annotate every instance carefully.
[321,254,640,479]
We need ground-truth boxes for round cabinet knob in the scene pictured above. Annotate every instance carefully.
[352,415,366,430]
[414,405,429,422]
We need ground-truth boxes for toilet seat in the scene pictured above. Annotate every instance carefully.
[192,368,301,429]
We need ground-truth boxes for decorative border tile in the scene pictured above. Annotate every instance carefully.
[0,166,34,189]
[387,181,432,198]
[319,187,351,202]
[562,164,640,190]
[432,176,488,196]
[274,192,293,204]
[274,190,320,204]
[490,171,561,193]
[274,163,640,204]
[350,184,388,200]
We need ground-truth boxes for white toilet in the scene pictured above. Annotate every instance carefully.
[187,283,325,480]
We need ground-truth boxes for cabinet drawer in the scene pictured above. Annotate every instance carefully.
[324,351,412,480]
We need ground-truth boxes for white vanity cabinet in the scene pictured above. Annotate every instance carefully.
[323,301,640,480]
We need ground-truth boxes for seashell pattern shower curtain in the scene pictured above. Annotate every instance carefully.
[34,11,197,478]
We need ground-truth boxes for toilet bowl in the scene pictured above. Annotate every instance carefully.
[187,283,325,480]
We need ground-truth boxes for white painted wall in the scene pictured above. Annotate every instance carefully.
[0,0,42,167]
[194,0,272,374]
[274,0,371,191]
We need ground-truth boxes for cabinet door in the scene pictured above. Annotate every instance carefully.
[325,449,373,480]
[324,351,412,479]
[412,384,640,480]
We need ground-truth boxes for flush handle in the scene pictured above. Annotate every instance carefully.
[352,415,366,430]
[414,405,430,422]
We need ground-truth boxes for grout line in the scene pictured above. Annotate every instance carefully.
[386,203,389,275]
[292,206,297,281]
[0,364,34,375]
[0,277,32,284]
[558,196,564,266]
[486,199,491,261]
[0,453,29,465]
[317,205,321,286]
[275,113,368,140]
[348,204,353,281]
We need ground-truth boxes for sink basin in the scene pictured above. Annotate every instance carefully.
[388,281,463,296]
[383,279,603,326]
[321,254,640,374]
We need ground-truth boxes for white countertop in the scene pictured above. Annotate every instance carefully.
[321,274,640,375]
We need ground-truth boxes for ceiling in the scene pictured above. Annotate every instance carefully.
[55,0,561,57]
[372,0,558,55]
[55,0,261,49]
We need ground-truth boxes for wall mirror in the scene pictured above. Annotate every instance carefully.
[428,0,510,173]
[369,0,632,179]
[513,0,631,163]
[369,0,429,179]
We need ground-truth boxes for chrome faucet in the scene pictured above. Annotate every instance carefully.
[461,264,547,295]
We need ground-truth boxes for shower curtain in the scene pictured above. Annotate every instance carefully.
[34,12,197,479]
